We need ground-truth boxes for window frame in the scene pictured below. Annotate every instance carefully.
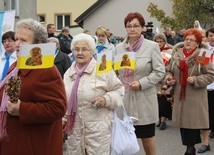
[37,14,46,24]
[55,13,72,31]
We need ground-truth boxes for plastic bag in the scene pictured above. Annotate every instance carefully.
[110,105,140,155]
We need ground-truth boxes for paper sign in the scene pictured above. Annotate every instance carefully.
[114,52,136,70]
[17,43,56,69]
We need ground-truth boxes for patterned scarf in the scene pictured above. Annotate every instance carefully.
[0,67,19,140]
[179,47,196,101]
[64,62,90,134]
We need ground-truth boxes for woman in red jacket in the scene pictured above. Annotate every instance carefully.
[0,18,67,155]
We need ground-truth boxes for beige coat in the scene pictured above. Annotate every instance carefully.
[167,43,214,129]
[116,38,165,125]
[63,58,124,155]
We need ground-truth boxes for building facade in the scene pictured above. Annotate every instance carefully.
[1,0,36,23]
[37,0,173,36]
[76,0,173,37]
[37,0,96,33]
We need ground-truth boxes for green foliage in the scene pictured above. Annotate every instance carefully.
[147,0,214,31]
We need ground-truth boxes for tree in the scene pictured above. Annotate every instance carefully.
[147,0,214,31]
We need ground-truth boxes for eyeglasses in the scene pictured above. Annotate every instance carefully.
[156,40,165,43]
[2,39,14,44]
[73,47,90,53]
[184,38,197,43]
[126,25,141,30]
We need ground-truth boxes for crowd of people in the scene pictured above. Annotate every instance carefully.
[0,12,214,155]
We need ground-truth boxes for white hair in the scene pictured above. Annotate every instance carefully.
[16,18,47,44]
[47,37,60,48]
[71,33,96,54]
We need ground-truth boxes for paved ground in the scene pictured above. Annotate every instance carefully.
[63,121,214,155]
[136,121,214,155]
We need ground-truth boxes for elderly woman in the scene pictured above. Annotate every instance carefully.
[63,33,124,155]
[166,28,214,155]
[0,19,67,154]
[153,33,173,130]
[116,12,165,155]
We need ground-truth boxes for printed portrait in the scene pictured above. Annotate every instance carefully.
[120,54,131,67]
[99,54,107,71]
[25,47,43,66]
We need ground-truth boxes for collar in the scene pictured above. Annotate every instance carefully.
[1,51,17,60]
[68,58,96,78]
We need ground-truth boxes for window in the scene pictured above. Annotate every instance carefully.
[55,14,71,30]
[5,0,19,16]
[37,14,46,24]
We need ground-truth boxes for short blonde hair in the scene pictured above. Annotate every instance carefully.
[95,26,108,36]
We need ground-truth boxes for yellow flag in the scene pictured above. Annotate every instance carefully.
[17,43,56,69]
[96,51,113,74]
[114,52,136,70]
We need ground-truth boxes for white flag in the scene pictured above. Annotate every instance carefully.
[0,10,16,53]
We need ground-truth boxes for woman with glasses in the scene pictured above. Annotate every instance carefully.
[63,33,124,155]
[166,28,214,155]
[116,12,165,155]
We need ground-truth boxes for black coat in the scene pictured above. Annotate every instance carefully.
[59,35,72,54]
[54,51,71,78]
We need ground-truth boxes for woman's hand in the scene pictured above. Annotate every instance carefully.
[93,96,106,108]
[187,77,194,84]
[7,99,21,116]
[129,81,141,91]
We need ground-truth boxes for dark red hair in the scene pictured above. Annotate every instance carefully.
[183,28,203,44]
[124,12,145,27]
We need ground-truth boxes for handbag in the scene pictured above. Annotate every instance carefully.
[110,105,140,155]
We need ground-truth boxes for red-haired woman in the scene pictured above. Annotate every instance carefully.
[116,12,165,155]
[166,28,214,155]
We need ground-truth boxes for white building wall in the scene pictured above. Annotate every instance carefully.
[83,0,173,37]
[18,0,36,21]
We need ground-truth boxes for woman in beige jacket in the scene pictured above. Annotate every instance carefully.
[63,33,124,155]
[166,28,214,155]
[116,12,165,155]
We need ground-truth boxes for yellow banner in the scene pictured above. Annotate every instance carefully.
[17,55,55,69]
[17,43,56,69]
[96,61,112,74]
[113,52,136,70]
[114,60,135,70]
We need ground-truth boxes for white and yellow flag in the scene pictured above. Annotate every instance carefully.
[114,52,136,70]
[96,51,113,74]
[17,43,56,69]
